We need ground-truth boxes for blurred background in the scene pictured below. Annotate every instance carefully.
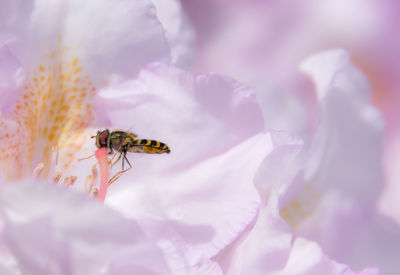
[178,0,400,226]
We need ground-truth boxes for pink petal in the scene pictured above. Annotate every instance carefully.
[280,238,380,275]
[152,0,195,68]
[0,0,170,81]
[212,130,380,274]
[94,64,270,260]
[300,49,383,208]
[294,50,398,274]
[254,131,305,205]
[380,129,400,222]
[0,181,170,275]
[0,42,25,113]
[137,217,223,274]
[214,132,303,274]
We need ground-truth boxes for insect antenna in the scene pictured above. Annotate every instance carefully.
[79,135,99,161]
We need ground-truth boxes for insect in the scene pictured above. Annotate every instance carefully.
[94,129,170,185]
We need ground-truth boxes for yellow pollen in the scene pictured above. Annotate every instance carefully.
[280,184,320,229]
[48,133,55,141]
[0,53,96,179]
[73,67,83,74]
[72,57,79,67]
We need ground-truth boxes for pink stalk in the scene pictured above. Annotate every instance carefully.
[95,147,109,202]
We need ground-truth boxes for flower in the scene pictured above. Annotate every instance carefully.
[0,58,273,273]
[93,63,272,273]
[0,180,170,274]
[151,0,195,68]
[0,0,394,274]
[180,1,400,273]
[0,0,194,273]
[0,0,172,182]
[180,0,400,227]
[215,50,393,274]
[291,49,399,275]
[212,130,381,275]
[0,1,276,273]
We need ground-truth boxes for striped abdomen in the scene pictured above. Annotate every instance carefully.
[129,139,171,154]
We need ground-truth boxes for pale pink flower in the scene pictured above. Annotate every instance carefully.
[214,130,381,275]
[180,1,400,273]
[0,1,392,274]
[219,50,392,274]
[180,0,400,226]
[151,0,195,68]
[0,0,172,181]
[0,1,275,273]
[0,181,170,274]
[293,49,400,275]
[93,63,271,273]
[0,0,175,273]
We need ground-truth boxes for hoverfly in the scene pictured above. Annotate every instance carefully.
[94,129,170,184]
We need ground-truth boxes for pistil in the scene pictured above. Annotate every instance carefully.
[95,147,109,202]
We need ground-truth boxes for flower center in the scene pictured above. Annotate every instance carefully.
[279,183,320,229]
[0,52,96,180]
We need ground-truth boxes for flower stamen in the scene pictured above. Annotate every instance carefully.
[85,163,98,195]
[53,171,63,184]
[33,162,45,179]
[63,176,77,186]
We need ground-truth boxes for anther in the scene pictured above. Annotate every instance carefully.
[93,187,99,198]
[53,171,62,183]
[69,176,77,186]
[63,175,77,186]
[85,164,98,193]
[33,163,45,179]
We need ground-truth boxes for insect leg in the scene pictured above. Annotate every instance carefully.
[108,151,133,186]
[79,154,95,161]
[121,152,125,170]
[109,150,121,163]
[108,166,132,186]
[120,147,130,171]
[111,152,123,167]
[124,154,132,169]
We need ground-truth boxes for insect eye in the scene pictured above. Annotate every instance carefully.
[98,130,109,147]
